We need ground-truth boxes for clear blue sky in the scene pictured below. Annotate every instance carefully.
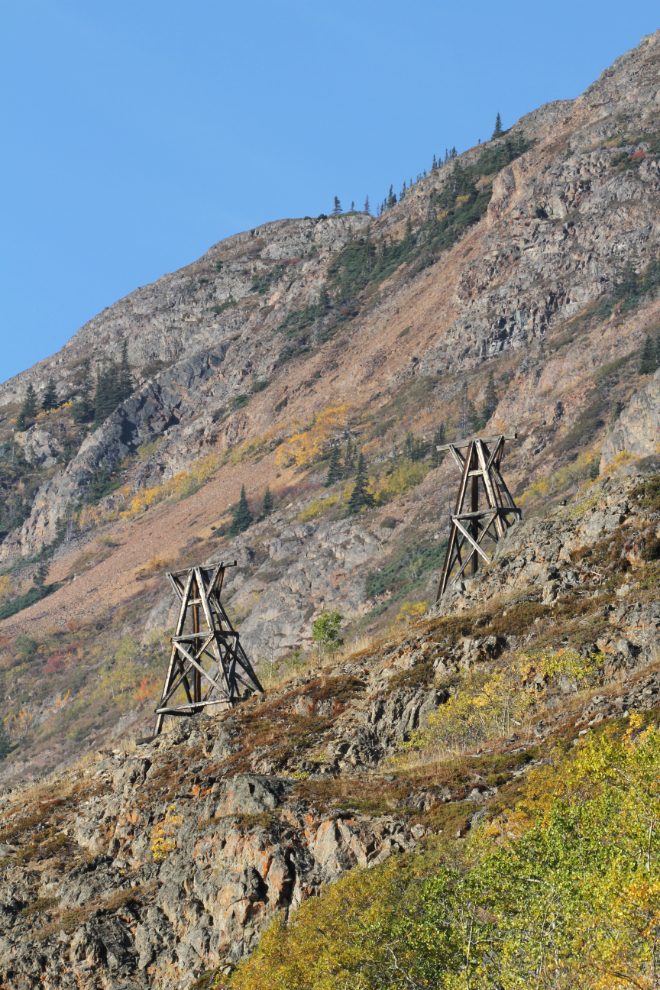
[1,0,658,383]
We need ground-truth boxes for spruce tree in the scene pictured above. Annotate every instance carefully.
[119,340,134,401]
[317,285,331,316]
[0,720,10,761]
[457,382,469,441]
[492,112,503,138]
[484,369,498,418]
[262,485,274,516]
[364,195,370,215]
[34,557,49,590]
[350,201,354,212]
[433,422,446,467]
[229,485,253,536]
[72,360,93,424]
[432,154,437,170]
[325,445,342,486]
[346,454,374,516]
[106,361,120,409]
[41,377,58,412]
[94,366,107,425]
[333,196,342,215]
[18,384,37,428]
[640,334,656,374]
[343,437,356,477]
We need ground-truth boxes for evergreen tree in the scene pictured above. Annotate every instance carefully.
[457,382,469,441]
[640,334,657,374]
[229,485,253,536]
[0,720,10,761]
[350,201,354,212]
[262,485,274,516]
[404,432,427,462]
[492,112,503,138]
[18,383,37,428]
[41,377,58,412]
[388,185,397,207]
[34,557,49,589]
[432,154,437,170]
[345,454,374,516]
[72,360,94,424]
[343,437,356,477]
[484,369,498,418]
[433,422,446,467]
[404,431,416,461]
[119,340,134,401]
[655,332,660,369]
[93,361,125,425]
[317,285,331,316]
[364,195,370,215]
[333,196,342,215]
[94,365,107,425]
[325,445,342,487]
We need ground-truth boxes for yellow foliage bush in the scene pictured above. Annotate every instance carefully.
[373,461,429,506]
[0,576,11,601]
[519,451,600,507]
[276,405,351,469]
[401,648,606,762]
[151,805,184,862]
[225,717,660,990]
[390,601,427,632]
[120,451,224,519]
[297,493,342,522]
[136,437,163,461]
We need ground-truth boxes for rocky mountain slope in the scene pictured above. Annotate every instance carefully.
[2,27,660,988]
[2,28,660,780]
[1,467,660,988]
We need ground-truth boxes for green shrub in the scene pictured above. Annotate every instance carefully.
[15,635,38,660]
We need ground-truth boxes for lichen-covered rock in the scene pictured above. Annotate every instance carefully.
[601,368,660,468]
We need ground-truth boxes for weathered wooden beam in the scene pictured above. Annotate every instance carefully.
[436,432,517,453]
[453,518,492,563]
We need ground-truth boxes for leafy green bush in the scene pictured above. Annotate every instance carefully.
[228,718,660,990]
[15,635,38,660]
[311,610,344,656]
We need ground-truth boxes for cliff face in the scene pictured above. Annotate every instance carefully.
[2,30,660,989]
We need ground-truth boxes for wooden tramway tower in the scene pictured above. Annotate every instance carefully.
[436,432,521,601]
[154,561,263,736]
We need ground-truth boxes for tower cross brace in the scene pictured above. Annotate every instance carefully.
[436,432,521,600]
[154,561,263,736]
